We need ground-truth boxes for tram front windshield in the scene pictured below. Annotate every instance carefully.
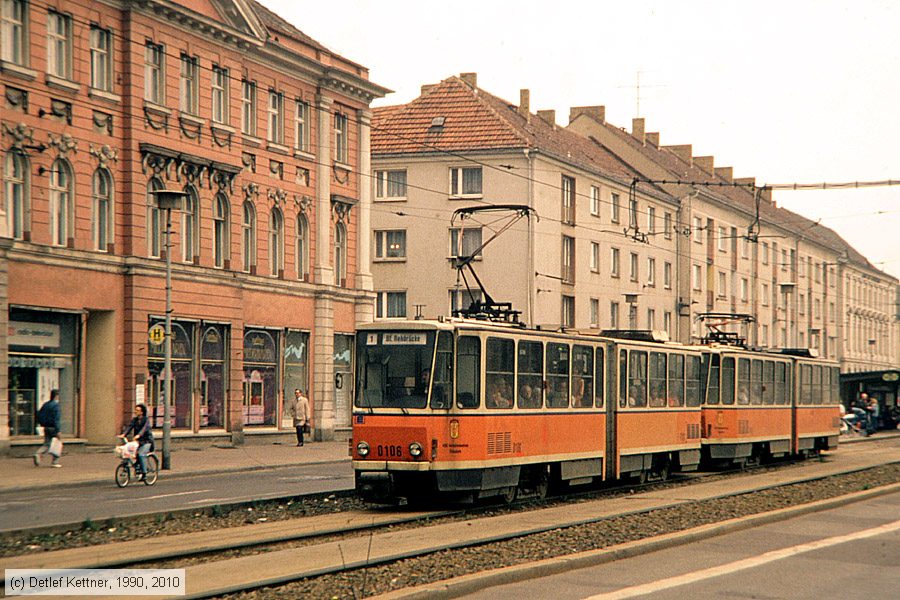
[356,331,435,409]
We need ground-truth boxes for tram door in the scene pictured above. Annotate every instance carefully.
[333,334,353,429]
[604,343,618,482]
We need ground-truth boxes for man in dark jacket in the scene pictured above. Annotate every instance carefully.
[34,389,62,467]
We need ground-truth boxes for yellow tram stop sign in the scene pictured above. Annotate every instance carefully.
[148,324,166,346]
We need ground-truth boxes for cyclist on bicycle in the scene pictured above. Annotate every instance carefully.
[122,403,154,480]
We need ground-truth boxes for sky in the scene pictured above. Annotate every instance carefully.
[262,0,900,279]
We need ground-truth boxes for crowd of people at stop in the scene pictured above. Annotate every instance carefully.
[841,392,881,435]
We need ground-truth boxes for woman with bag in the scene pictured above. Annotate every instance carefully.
[292,389,310,447]
[34,389,62,468]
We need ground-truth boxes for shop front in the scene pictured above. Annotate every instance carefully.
[8,309,80,438]
[147,320,193,429]
[242,328,279,427]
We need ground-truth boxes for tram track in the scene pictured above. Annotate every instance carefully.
[2,436,897,599]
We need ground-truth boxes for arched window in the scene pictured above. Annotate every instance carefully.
[49,158,73,246]
[182,185,200,263]
[213,193,229,268]
[334,221,347,286]
[242,201,256,273]
[269,207,283,276]
[295,213,309,280]
[92,168,112,251]
[147,178,163,257]
[3,151,28,240]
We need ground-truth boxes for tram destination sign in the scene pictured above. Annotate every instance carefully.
[382,333,427,345]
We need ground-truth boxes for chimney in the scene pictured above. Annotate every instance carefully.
[518,89,530,118]
[537,109,556,127]
[760,187,773,203]
[632,118,645,144]
[645,132,659,147]
[459,72,477,87]
[568,105,605,124]
[664,144,693,166]
[715,166,733,182]
[420,84,437,96]
[694,156,714,173]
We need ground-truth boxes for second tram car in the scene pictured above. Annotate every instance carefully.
[351,319,841,504]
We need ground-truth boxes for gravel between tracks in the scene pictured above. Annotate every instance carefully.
[224,463,900,600]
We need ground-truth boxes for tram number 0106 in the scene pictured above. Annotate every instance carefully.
[377,444,403,458]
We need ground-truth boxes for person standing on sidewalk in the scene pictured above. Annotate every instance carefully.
[292,389,310,447]
[34,390,62,468]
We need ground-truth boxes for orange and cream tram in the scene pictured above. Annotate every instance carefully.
[351,320,705,503]
[698,347,841,466]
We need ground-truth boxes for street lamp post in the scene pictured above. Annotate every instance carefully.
[153,190,187,471]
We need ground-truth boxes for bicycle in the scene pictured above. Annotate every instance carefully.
[115,436,159,487]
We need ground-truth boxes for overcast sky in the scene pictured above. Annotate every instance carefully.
[263,0,900,279]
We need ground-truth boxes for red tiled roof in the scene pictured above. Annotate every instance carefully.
[372,77,647,187]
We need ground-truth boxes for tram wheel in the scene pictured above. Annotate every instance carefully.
[500,485,517,504]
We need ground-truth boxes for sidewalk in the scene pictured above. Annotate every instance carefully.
[0,440,350,493]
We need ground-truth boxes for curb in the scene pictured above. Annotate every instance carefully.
[0,457,350,494]
[372,482,900,600]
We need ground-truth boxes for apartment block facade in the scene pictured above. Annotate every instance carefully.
[373,74,898,374]
[0,0,388,452]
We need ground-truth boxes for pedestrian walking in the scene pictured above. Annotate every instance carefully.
[292,389,311,447]
[34,389,62,468]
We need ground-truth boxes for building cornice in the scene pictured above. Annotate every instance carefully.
[129,0,266,50]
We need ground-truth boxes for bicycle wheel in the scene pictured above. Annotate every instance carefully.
[115,463,130,488]
[143,454,159,485]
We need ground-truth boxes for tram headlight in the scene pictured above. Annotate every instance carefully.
[356,441,370,457]
[408,442,423,457]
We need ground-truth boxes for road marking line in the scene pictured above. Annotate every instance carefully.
[186,498,229,504]
[584,519,900,600]
[113,490,211,502]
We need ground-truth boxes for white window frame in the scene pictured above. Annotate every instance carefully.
[294,99,309,152]
[241,80,257,136]
[561,175,575,224]
[1,0,28,66]
[647,206,656,234]
[89,25,113,92]
[211,65,229,124]
[334,111,349,163]
[269,207,284,276]
[449,288,483,314]
[590,185,600,216]
[692,264,702,291]
[590,298,600,328]
[449,166,482,198]
[242,201,256,273]
[664,261,672,289]
[375,169,407,200]
[449,227,483,259]
[182,186,199,263]
[717,271,727,298]
[374,229,407,261]
[48,159,71,247]
[610,247,620,278]
[213,194,229,268]
[629,252,638,282]
[590,241,600,273]
[4,150,28,240]
[647,308,656,330]
[664,212,672,240]
[91,168,112,252]
[610,301,619,329]
[628,198,638,229]
[761,242,770,265]
[693,216,703,243]
[295,213,309,280]
[376,291,407,319]
[144,42,164,104]
[267,90,284,144]
[562,236,575,284]
[761,283,769,306]
[47,10,72,79]
[180,54,199,115]
[647,257,656,286]
[611,192,620,223]
[561,295,575,328]
[740,277,749,302]
[717,225,727,252]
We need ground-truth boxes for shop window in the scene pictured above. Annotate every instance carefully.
[148,320,194,429]
[200,324,228,428]
[242,329,279,426]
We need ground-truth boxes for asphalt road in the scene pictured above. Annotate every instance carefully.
[0,461,354,533]
[460,489,900,599]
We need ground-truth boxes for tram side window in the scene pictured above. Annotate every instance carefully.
[649,352,667,407]
[703,353,721,405]
[812,365,823,405]
[685,356,701,407]
[800,364,812,405]
[546,342,570,408]
[572,345,593,408]
[619,350,628,407]
[431,331,453,409]
[774,363,787,405]
[750,359,763,405]
[517,340,543,409]
[668,353,685,407]
[822,367,831,405]
[721,357,735,405]
[486,337,515,409]
[737,358,750,405]
[628,350,648,407]
[831,367,840,404]
[456,336,480,408]
[595,347,605,408]
[763,361,775,405]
